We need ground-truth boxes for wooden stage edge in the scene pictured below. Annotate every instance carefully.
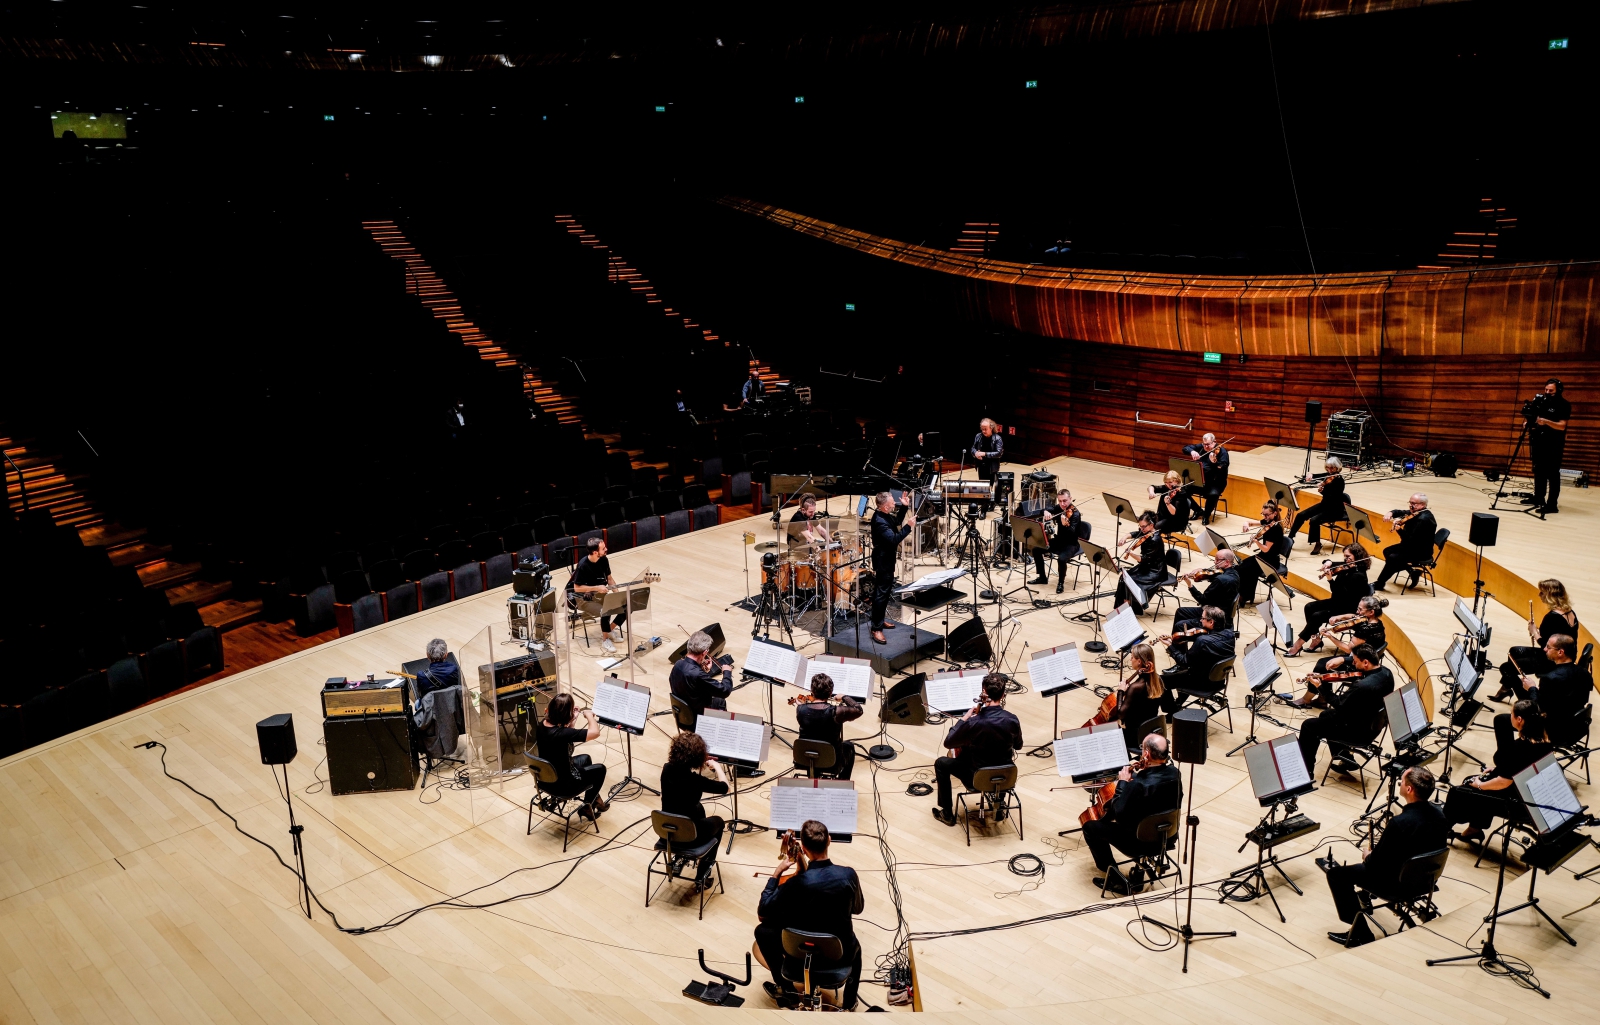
[2,449,1599,1024]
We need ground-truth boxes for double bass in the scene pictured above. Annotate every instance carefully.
[1079,752,1153,827]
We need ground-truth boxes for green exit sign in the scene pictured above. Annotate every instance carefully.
[1550,38,1570,49]
[1202,352,1222,364]
[1025,80,1038,89]
[794,96,805,104]
[655,105,666,112]
[323,114,335,121]
[844,303,856,311]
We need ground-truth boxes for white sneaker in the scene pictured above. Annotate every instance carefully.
[601,637,617,654]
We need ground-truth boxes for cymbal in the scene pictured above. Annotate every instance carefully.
[754,541,784,551]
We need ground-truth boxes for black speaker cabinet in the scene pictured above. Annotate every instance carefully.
[324,715,418,795]
[1469,512,1499,548]
[1305,400,1323,425]
[948,616,993,663]
[881,674,928,727]
[1431,452,1459,478]
[1171,707,1209,765]
[256,713,297,765]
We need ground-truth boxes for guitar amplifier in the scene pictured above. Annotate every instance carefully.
[323,714,418,795]
[321,677,411,718]
[477,650,559,706]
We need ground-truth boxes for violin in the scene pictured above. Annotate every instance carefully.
[1117,525,1153,558]
[1388,508,1422,530]
[1157,626,1206,645]
[1079,753,1153,826]
[1300,669,1361,692]
[1319,613,1363,635]
[1318,561,1356,580]
[787,693,847,707]
[1180,568,1219,585]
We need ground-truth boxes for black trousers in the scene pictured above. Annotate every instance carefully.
[1532,442,1564,509]
[600,609,628,634]
[870,568,896,629]
[1444,783,1519,830]
[1200,482,1225,523]
[755,924,862,1009]
[1326,862,1372,924]
[1299,597,1354,641]
[552,754,608,805]
[690,815,725,875]
[832,742,857,781]
[1236,557,1265,604]
[1291,507,1339,545]
[1372,544,1426,589]
[1032,544,1079,582]
[975,456,1000,483]
[1083,817,1164,871]
[1298,714,1337,774]
[1498,646,1552,695]
[934,752,978,813]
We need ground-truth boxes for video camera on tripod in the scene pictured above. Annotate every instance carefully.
[1523,392,1559,426]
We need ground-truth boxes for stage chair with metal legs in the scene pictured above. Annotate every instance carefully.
[791,738,839,779]
[1099,807,1183,899]
[646,811,723,920]
[779,929,853,1011]
[1356,848,1448,934]
[526,757,601,852]
[957,764,1023,846]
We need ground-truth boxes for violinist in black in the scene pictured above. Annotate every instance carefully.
[1173,549,1240,632]
[1160,607,1236,695]
[1234,499,1287,604]
[1187,433,1230,525]
[1113,512,1172,616]
[869,491,914,642]
[1494,578,1580,701]
[1150,471,1193,537]
[1290,456,1348,555]
[1029,490,1084,594]
[1116,642,1178,754]
[1372,494,1438,590]
[793,672,865,779]
[1280,596,1389,708]
[1285,543,1372,657]
[1297,645,1392,774]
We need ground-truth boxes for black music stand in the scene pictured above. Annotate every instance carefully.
[1076,539,1115,653]
[1004,516,1049,602]
[1262,477,1300,515]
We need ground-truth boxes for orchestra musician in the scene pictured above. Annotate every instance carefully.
[1491,578,1580,702]
[792,672,864,779]
[1289,456,1347,556]
[1317,765,1446,947]
[1505,634,1592,743]
[1234,500,1287,605]
[1278,596,1389,708]
[1158,605,1236,696]
[414,637,461,699]
[1529,377,1571,514]
[670,630,735,716]
[1444,700,1552,846]
[659,731,729,888]
[754,820,866,1009]
[1180,433,1230,525]
[931,674,1024,827]
[1150,471,1193,537]
[1296,644,1392,777]
[1372,494,1438,591]
[1173,549,1240,632]
[1083,734,1183,895]
[1115,642,1177,755]
[869,491,915,645]
[1284,542,1373,658]
[972,418,1004,484]
[1113,511,1179,616]
[1028,489,1084,594]
[788,492,832,545]
[567,537,627,654]
[534,693,609,820]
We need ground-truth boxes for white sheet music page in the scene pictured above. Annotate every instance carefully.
[1401,686,1429,735]
[771,779,858,834]
[695,714,765,764]
[1053,728,1129,779]
[924,671,984,714]
[744,638,800,684]
[593,679,650,731]
[1120,571,1146,607]
[1104,605,1146,652]
[1268,599,1294,648]
[1270,735,1312,792]
[1029,643,1086,695]
[1241,635,1281,690]
[1524,762,1579,832]
[803,656,873,700]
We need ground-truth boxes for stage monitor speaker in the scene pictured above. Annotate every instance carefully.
[324,715,418,795]
[1431,452,1458,478]
[667,622,726,663]
[947,616,993,663]
[257,713,297,765]
[1305,400,1322,425]
[881,674,928,727]
[1469,512,1499,548]
[1171,708,1209,765]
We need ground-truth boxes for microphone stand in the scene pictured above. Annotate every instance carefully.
[1141,758,1235,972]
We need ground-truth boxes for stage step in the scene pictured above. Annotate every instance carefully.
[108,540,173,569]
[199,597,262,632]
[138,558,202,590]
[167,578,233,608]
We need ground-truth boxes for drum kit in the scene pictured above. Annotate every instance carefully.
[754,532,870,618]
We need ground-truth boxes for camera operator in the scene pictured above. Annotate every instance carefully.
[1526,378,1570,514]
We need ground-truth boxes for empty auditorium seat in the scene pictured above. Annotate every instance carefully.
[360,541,394,569]
[603,483,632,505]
[693,504,719,531]
[633,516,662,547]
[623,495,656,522]
[402,548,439,579]
[452,561,486,599]
[502,522,534,552]
[632,467,660,494]
[594,502,626,531]
[534,515,567,545]
[604,450,634,486]
[574,528,603,552]
[107,656,147,713]
[546,537,576,569]
[385,581,419,620]
[350,594,386,633]
[437,538,472,570]
[420,572,452,609]
[721,471,752,504]
[654,490,683,513]
[604,523,634,551]
[485,552,515,589]
[515,543,544,566]
[664,510,692,539]
[297,583,336,635]
[366,558,407,593]
[697,456,724,489]
[327,550,363,578]
[469,530,504,562]
[64,671,111,732]
[21,687,68,748]
[184,626,224,680]
[681,484,711,509]
[333,569,372,604]
[145,640,186,696]
[564,509,595,535]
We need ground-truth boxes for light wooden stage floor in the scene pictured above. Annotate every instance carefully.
[3,451,1598,1024]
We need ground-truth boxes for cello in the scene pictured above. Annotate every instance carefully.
[1079,752,1153,827]
[1080,662,1150,729]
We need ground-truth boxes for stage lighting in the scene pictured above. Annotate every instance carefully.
[423,54,442,66]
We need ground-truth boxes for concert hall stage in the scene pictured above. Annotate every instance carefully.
[3,453,1598,1024]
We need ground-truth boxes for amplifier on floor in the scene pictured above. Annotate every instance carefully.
[881,674,929,727]
[324,714,418,795]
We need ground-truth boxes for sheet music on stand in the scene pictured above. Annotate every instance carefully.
[924,668,986,714]
[1029,642,1087,696]
[1103,604,1148,653]
[1240,634,1282,692]
[771,778,859,837]
[1453,598,1487,642]
[1119,571,1146,609]
[1454,657,1482,702]
[1243,735,1315,805]
[1515,753,1583,834]
[1265,598,1294,649]
[593,678,651,735]
[744,637,802,684]
[1445,639,1466,681]
[1195,529,1218,557]
[1384,682,1432,744]
[696,710,770,768]
[1054,723,1129,782]
[802,654,873,701]
[896,567,968,594]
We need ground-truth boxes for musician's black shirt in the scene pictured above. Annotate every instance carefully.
[942,704,1024,765]
[758,859,865,953]
[535,720,588,785]
[870,506,912,577]
[972,431,1004,461]
[796,696,864,750]
[1188,567,1240,621]
[1364,800,1448,888]
[1393,508,1437,559]
[1532,394,1572,450]
[1106,761,1182,823]
[1534,609,1580,648]
[660,760,728,825]
[1313,474,1347,517]
[1200,446,1229,489]
[1533,662,1593,728]
[1170,628,1236,682]
[1045,503,1083,553]
[670,656,734,715]
[1327,666,1394,731]
[1256,522,1286,562]
[569,554,611,591]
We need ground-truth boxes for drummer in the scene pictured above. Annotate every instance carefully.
[790,492,832,545]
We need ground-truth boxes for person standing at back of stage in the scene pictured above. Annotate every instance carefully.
[971,418,1004,484]
[1528,377,1571,514]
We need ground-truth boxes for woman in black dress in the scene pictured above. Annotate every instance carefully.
[659,731,730,885]
[1285,542,1372,658]
[1234,499,1287,604]
[1289,456,1347,556]
[1445,700,1553,844]
[1113,512,1173,616]
[1150,472,1193,538]
[1493,578,1580,702]
[1280,596,1389,707]
[535,693,609,818]
[1116,642,1177,754]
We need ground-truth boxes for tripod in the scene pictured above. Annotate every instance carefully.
[277,762,312,919]
[1427,814,1551,998]
[1489,419,1544,521]
[1141,761,1235,971]
[751,572,794,647]
[1222,798,1304,922]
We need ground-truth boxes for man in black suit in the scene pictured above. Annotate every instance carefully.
[1317,765,1448,946]
[1173,550,1240,631]
[1084,733,1184,894]
[931,674,1024,827]
[669,630,734,716]
[1297,645,1393,774]
[1160,606,1236,697]
[754,820,867,1009]
[868,490,914,644]
[1372,494,1438,591]
[1517,634,1592,744]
